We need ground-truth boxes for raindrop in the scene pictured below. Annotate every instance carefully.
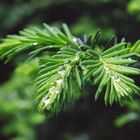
[58,66,64,70]
[73,37,77,42]
[126,88,129,91]
[112,74,120,82]
[58,70,65,76]
[32,42,38,46]
[42,96,47,101]
[49,86,59,94]
[56,79,63,84]
[43,99,51,106]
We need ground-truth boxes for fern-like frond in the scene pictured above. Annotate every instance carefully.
[81,42,140,105]
[0,23,78,62]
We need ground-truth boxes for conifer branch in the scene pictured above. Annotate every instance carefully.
[0,23,140,115]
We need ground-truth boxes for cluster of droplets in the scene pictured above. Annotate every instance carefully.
[41,52,81,108]
[42,67,65,107]
[58,69,65,76]
[33,43,54,48]
[42,97,51,106]
[103,64,121,82]
[49,86,60,94]
[111,74,120,82]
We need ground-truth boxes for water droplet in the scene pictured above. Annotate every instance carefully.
[43,99,51,106]
[49,86,59,94]
[112,74,120,82]
[72,37,77,42]
[58,66,64,70]
[32,42,38,46]
[126,88,129,91]
[56,79,63,84]
[58,70,65,76]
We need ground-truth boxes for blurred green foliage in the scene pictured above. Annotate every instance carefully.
[71,16,115,40]
[127,0,140,21]
[127,0,140,15]
[115,100,140,127]
[0,60,45,140]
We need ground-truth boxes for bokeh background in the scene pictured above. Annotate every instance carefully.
[0,0,140,140]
